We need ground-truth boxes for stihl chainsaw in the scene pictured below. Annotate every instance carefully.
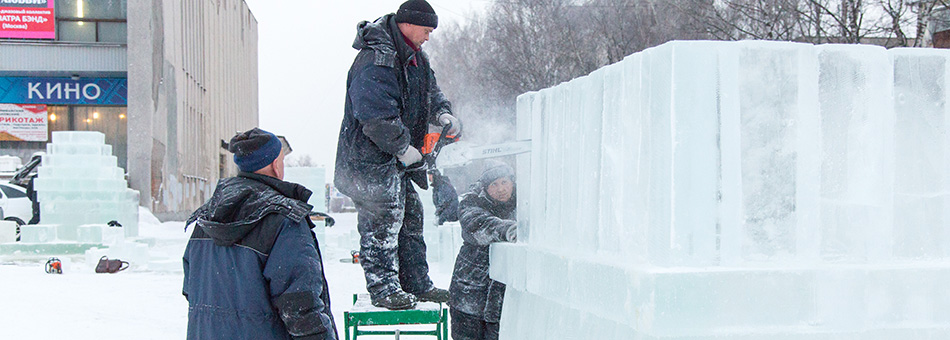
[421,121,531,171]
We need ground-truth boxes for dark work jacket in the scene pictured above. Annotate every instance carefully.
[334,14,451,201]
[183,172,337,340]
[448,187,517,323]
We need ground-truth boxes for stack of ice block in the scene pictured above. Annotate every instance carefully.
[284,166,327,245]
[492,41,950,339]
[283,166,327,213]
[33,131,140,239]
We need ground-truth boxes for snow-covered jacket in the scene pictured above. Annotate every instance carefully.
[183,172,337,340]
[448,182,517,322]
[334,13,451,200]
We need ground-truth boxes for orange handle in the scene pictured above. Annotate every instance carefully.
[422,133,439,154]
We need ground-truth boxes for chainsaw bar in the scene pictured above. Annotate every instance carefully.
[435,140,532,169]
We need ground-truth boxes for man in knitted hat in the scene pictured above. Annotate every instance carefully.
[449,161,517,340]
[184,128,338,339]
[334,0,458,310]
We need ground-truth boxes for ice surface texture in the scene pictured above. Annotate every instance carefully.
[498,41,950,339]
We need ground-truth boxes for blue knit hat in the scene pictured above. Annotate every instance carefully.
[229,128,282,172]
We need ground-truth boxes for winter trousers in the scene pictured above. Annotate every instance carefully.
[450,309,499,340]
[352,175,434,299]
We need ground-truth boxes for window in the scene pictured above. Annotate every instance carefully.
[58,21,96,42]
[56,0,126,20]
[0,185,26,199]
[55,0,127,43]
[96,21,126,43]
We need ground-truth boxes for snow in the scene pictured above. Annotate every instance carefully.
[0,211,453,339]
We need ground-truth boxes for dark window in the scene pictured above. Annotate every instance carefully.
[0,185,26,199]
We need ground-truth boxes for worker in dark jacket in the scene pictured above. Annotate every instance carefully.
[183,128,337,340]
[449,161,517,340]
[334,0,459,310]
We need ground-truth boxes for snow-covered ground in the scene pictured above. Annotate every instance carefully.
[0,211,452,339]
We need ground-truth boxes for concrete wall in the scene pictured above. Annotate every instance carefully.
[129,0,258,218]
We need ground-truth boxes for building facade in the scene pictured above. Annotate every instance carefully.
[0,0,258,219]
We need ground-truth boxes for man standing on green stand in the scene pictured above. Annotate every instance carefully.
[334,0,459,310]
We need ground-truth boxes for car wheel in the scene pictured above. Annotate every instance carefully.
[5,217,24,242]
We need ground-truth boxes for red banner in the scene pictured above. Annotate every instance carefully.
[0,3,55,40]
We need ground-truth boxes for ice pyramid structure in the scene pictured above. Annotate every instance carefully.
[34,131,140,239]
[491,41,950,339]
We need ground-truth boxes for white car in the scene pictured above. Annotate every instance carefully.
[0,183,32,225]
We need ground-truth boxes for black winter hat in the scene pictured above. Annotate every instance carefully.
[395,0,438,28]
[229,127,282,173]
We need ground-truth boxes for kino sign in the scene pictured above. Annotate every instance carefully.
[28,81,103,101]
[0,77,127,106]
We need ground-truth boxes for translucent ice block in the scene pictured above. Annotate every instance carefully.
[20,224,58,243]
[816,44,894,262]
[734,41,820,262]
[51,131,105,144]
[77,224,105,244]
[56,224,79,241]
[599,61,625,257]
[0,220,16,243]
[577,69,604,254]
[889,48,950,259]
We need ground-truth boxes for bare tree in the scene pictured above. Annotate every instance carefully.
[680,0,805,41]
[910,0,950,47]
[430,0,706,144]
[430,0,950,148]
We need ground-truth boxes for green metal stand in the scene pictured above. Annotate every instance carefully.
[344,294,448,340]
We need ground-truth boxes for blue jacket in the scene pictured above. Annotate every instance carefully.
[183,172,337,340]
[334,14,451,200]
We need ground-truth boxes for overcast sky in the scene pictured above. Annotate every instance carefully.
[241,0,489,176]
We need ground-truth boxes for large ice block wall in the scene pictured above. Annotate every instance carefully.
[491,41,950,339]
[34,131,140,239]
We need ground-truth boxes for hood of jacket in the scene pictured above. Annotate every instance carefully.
[187,172,314,246]
[352,14,417,69]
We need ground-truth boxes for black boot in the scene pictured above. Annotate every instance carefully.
[372,290,418,310]
[415,287,449,303]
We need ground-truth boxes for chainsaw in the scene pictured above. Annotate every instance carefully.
[434,140,531,169]
[422,122,458,175]
[422,121,532,170]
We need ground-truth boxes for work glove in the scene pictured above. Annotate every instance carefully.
[505,222,517,242]
[438,113,462,136]
[397,145,423,167]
